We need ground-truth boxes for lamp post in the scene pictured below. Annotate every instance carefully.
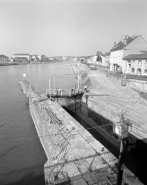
[107,62,109,77]
[23,73,26,81]
[36,82,37,91]
[124,60,127,80]
[77,63,80,91]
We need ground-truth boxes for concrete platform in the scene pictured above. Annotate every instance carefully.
[19,81,116,184]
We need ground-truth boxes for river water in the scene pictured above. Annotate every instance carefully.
[0,62,76,185]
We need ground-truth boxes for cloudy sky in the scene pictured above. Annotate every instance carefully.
[0,0,147,57]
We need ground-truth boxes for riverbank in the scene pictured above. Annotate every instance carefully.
[0,60,65,66]
[0,62,19,66]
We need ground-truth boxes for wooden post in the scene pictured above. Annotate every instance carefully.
[75,98,76,114]
[80,98,81,114]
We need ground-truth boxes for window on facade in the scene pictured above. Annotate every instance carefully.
[137,68,141,75]
[132,60,135,64]
[132,68,135,73]
[138,60,142,64]
[144,69,147,73]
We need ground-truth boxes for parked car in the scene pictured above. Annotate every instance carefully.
[90,65,99,70]
[143,73,147,77]
[116,70,123,74]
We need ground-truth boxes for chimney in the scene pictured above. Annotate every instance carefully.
[123,38,127,45]
[114,42,116,47]
[125,35,128,39]
[121,35,125,43]
[132,35,136,38]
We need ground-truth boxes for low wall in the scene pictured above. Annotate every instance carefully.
[67,95,147,139]
[66,98,120,141]
[80,71,92,89]
[126,79,147,93]
[108,72,147,93]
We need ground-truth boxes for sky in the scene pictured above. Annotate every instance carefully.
[0,0,147,57]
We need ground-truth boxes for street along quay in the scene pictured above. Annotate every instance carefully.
[18,80,142,185]
[69,63,147,184]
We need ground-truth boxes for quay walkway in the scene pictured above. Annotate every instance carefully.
[70,63,147,184]
[18,80,142,185]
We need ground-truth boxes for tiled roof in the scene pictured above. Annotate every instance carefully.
[0,55,8,58]
[123,53,147,60]
[14,53,30,55]
[14,57,28,60]
[111,36,137,52]
[105,52,110,56]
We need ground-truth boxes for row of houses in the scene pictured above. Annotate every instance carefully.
[108,35,147,75]
[86,35,147,76]
[0,54,73,63]
[0,54,53,63]
[0,55,10,63]
[0,54,31,63]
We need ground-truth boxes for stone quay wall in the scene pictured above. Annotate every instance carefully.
[108,72,147,93]
[71,63,92,89]
[126,79,147,93]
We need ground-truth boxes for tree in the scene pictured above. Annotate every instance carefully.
[96,51,102,62]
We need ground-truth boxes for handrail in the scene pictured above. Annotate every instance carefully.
[46,89,73,96]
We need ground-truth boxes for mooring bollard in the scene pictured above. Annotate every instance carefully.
[101,146,105,151]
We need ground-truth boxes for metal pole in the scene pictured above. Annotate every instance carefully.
[107,62,109,76]
[124,61,127,79]
[54,75,56,92]
[57,85,59,103]
[77,63,79,90]
[116,119,129,185]
[23,73,26,81]
[116,132,127,185]
[86,95,88,105]
[49,79,51,99]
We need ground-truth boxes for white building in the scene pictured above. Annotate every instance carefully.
[109,35,147,73]
[13,53,31,61]
[123,53,147,75]
[101,54,107,66]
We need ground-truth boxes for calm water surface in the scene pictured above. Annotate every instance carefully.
[0,62,76,185]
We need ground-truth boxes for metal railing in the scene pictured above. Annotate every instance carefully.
[46,89,73,97]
